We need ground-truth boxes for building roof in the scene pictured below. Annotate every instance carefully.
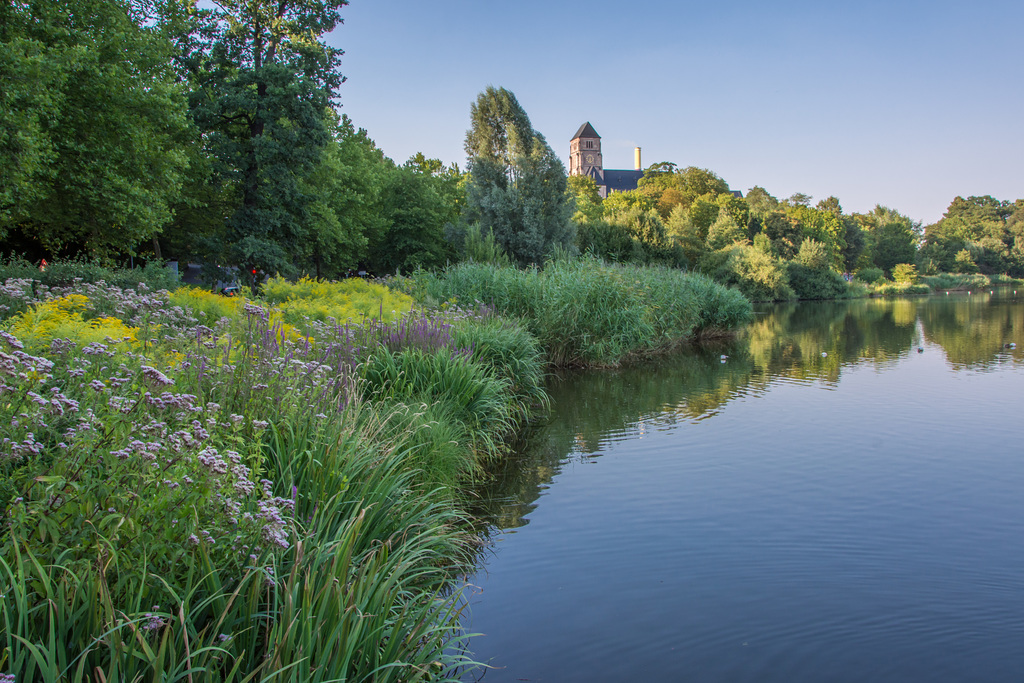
[572,122,600,140]
[603,169,644,194]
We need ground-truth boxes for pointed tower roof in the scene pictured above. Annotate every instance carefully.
[572,122,600,140]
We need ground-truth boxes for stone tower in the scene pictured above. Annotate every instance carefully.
[569,122,603,183]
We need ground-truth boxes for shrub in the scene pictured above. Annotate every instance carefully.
[892,263,919,284]
[701,243,795,302]
[786,262,850,300]
[953,249,979,274]
[0,255,179,290]
[855,266,885,284]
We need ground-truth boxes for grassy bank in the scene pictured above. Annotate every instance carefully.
[0,275,548,681]
[920,272,1024,291]
[0,257,753,680]
[396,257,753,367]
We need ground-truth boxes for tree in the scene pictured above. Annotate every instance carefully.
[459,87,575,266]
[602,189,656,216]
[637,164,731,218]
[688,194,722,241]
[567,175,604,224]
[295,114,387,278]
[840,216,866,273]
[666,205,704,265]
[1,0,192,257]
[716,193,750,232]
[762,211,802,260]
[817,196,843,215]
[164,0,348,286]
[745,186,780,216]
[368,166,455,274]
[785,205,846,270]
[921,195,1023,275]
[784,192,812,207]
[706,211,746,251]
[854,205,919,276]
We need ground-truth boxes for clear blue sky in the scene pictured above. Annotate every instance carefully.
[329,0,1022,225]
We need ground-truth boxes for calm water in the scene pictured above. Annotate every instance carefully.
[465,290,1024,682]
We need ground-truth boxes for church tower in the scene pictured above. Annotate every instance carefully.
[569,122,603,184]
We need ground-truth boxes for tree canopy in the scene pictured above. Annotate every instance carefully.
[0,0,192,257]
[459,87,575,266]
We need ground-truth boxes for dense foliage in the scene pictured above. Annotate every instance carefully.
[398,257,752,366]
[456,87,576,266]
[0,274,551,680]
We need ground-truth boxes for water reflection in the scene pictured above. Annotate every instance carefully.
[475,291,1024,531]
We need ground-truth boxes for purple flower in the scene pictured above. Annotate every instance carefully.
[142,613,166,632]
[140,366,175,387]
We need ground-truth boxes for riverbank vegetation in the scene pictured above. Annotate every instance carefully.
[0,256,750,679]
[396,257,752,367]
[0,275,554,680]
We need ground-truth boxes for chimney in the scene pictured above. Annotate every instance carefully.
[634,146,642,171]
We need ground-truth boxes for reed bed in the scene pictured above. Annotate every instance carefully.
[402,257,753,366]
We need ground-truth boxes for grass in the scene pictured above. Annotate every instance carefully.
[920,272,1024,291]
[400,256,753,367]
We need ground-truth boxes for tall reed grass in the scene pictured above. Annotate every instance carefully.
[404,257,752,366]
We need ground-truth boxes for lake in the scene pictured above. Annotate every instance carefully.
[464,290,1024,682]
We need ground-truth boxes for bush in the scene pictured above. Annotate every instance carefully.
[701,243,795,302]
[892,263,919,284]
[786,262,850,300]
[855,266,885,284]
[0,255,179,290]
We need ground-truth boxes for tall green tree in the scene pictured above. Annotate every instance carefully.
[0,0,192,257]
[460,87,574,266]
[854,205,920,276]
[920,195,1023,275]
[567,175,604,224]
[164,0,347,285]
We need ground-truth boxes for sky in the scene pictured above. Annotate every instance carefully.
[328,0,1023,225]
